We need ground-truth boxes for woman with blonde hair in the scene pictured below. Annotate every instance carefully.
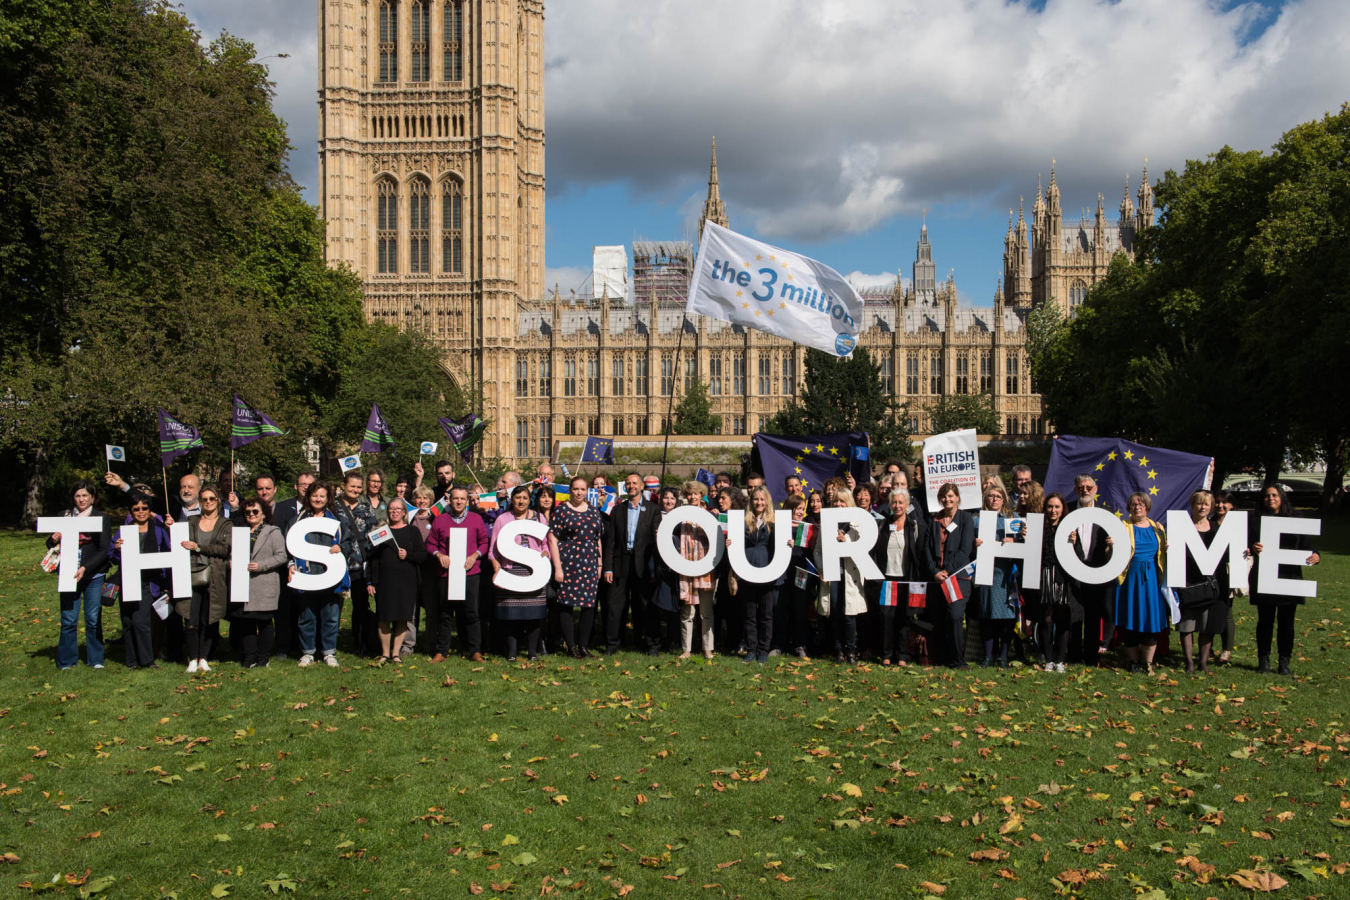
[815,488,868,664]
[674,481,715,659]
[733,485,780,664]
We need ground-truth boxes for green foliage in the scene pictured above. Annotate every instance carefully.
[927,392,1002,437]
[767,348,912,461]
[667,377,721,435]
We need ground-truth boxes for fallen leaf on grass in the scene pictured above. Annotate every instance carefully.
[918,882,946,894]
[716,859,741,869]
[468,884,483,895]
[210,884,231,898]
[80,874,117,895]
[1228,869,1288,892]
[969,848,1008,862]
[842,783,862,798]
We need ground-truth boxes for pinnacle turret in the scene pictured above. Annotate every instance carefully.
[698,138,729,239]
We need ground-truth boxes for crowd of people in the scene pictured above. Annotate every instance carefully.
[44,458,1319,677]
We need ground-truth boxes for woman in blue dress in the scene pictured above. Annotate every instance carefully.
[1112,491,1168,674]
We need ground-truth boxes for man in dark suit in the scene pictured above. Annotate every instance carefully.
[602,472,653,654]
[269,471,315,658]
[1067,474,1115,665]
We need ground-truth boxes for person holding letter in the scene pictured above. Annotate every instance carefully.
[1068,474,1116,665]
[426,486,490,662]
[48,480,112,670]
[231,498,287,668]
[178,485,231,674]
[548,476,604,659]
[972,484,1018,669]
[489,486,549,661]
[1112,492,1169,675]
[816,489,868,665]
[1247,486,1319,676]
[1172,491,1227,674]
[676,482,716,660]
[638,487,684,658]
[368,499,428,663]
[872,487,927,667]
[924,483,976,669]
[1038,493,1082,673]
[291,482,351,668]
[110,499,171,669]
[735,486,782,665]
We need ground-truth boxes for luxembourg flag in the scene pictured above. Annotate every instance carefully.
[791,520,817,548]
[941,562,976,605]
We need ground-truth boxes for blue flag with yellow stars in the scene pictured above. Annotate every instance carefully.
[581,436,614,465]
[1045,435,1213,515]
[754,431,867,505]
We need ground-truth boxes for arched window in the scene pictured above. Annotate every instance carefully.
[955,353,969,395]
[1069,280,1087,316]
[410,1,430,82]
[376,179,398,274]
[660,353,674,396]
[979,351,992,393]
[905,353,918,394]
[611,355,625,397]
[586,354,599,396]
[444,1,464,82]
[378,1,398,83]
[929,351,943,395]
[442,179,463,274]
[708,354,723,396]
[563,354,577,397]
[409,178,430,273]
[1005,353,1020,394]
[781,352,796,396]
[732,353,745,395]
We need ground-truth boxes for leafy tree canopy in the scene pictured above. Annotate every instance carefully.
[767,348,912,462]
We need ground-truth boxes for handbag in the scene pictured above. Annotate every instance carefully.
[1174,576,1219,611]
[101,575,120,607]
[41,545,61,574]
[191,564,211,588]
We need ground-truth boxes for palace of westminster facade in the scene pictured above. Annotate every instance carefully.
[317,0,1155,462]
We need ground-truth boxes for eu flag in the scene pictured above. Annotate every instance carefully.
[581,436,614,465]
[695,468,716,489]
[754,431,866,505]
[1045,435,1213,515]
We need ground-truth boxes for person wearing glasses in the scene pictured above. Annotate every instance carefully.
[109,498,172,669]
[1067,474,1115,664]
[362,468,390,525]
[292,482,352,667]
[230,497,288,668]
[48,480,112,670]
[178,485,232,674]
[368,499,428,663]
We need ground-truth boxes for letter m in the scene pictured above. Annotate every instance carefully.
[780,284,804,303]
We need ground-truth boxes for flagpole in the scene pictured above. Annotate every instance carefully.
[162,467,171,516]
[460,457,485,492]
[658,312,687,488]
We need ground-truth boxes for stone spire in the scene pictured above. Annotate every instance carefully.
[698,138,729,239]
[1119,175,1134,223]
[1135,160,1154,230]
[913,211,937,306]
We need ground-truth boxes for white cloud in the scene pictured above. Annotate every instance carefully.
[547,0,1350,240]
[845,270,902,292]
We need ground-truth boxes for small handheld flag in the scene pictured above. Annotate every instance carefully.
[105,445,126,465]
[791,519,817,548]
[157,408,204,468]
[581,436,614,465]
[420,441,438,455]
[368,524,394,546]
[878,580,901,607]
[429,494,450,517]
[439,413,487,464]
[644,475,660,500]
[695,468,715,489]
[339,454,362,473]
[554,486,572,504]
[561,463,572,480]
[360,403,396,453]
[941,562,976,605]
[907,582,928,609]
[230,394,286,449]
[475,492,500,512]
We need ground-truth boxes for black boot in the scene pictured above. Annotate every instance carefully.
[1257,655,1271,674]
[1278,656,1292,677]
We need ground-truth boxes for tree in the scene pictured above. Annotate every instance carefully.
[666,377,722,435]
[766,348,912,462]
[928,393,1001,437]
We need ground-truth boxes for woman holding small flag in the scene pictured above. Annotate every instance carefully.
[490,485,550,661]
[48,480,112,670]
[548,476,605,658]
[871,487,927,666]
[779,494,814,659]
[368,499,427,663]
[110,498,172,670]
[405,486,436,655]
[1111,491,1169,675]
[924,482,977,669]
[973,483,1018,669]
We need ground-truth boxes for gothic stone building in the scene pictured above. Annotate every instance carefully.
[317,0,1154,463]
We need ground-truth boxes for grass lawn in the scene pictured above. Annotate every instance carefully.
[3,522,1350,900]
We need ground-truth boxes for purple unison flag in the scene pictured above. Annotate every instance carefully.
[157,408,204,468]
[360,403,396,453]
[1045,435,1214,515]
[440,413,487,464]
[230,393,286,449]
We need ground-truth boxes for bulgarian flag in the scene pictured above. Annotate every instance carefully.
[429,494,451,517]
[791,519,817,548]
[941,562,976,605]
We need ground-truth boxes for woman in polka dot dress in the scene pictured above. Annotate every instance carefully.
[548,475,605,658]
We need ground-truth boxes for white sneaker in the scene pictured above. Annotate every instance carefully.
[92,664,104,670]
[1057,662,1068,673]
[186,660,198,674]
[324,654,339,668]
[198,660,211,673]
[298,654,315,667]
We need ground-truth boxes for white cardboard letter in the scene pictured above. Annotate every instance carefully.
[286,517,347,592]
[655,506,723,578]
[1257,517,1321,599]
[445,527,468,601]
[724,508,793,584]
[975,511,1046,589]
[1054,507,1131,585]
[818,508,883,582]
[230,526,252,603]
[119,522,192,603]
[493,519,552,593]
[1165,510,1249,592]
[36,517,106,593]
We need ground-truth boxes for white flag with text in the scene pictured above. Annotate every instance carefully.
[687,222,863,357]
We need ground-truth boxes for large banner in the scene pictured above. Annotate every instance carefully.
[1045,435,1213,514]
[922,428,981,509]
[687,222,864,357]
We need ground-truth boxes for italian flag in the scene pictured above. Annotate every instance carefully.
[792,520,817,548]
[476,492,500,511]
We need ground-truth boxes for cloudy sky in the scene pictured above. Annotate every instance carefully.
[179,0,1347,302]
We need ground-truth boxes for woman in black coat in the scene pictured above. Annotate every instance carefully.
[1247,486,1320,676]
[49,480,112,670]
[368,499,429,663]
[869,486,928,665]
[922,482,976,668]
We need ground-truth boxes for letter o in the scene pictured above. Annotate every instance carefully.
[654,505,721,578]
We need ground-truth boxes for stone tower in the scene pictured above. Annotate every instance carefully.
[317,0,546,458]
[913,214,937,306]
[698,138,729,239]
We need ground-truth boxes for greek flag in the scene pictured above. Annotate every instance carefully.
[687,222,864,357]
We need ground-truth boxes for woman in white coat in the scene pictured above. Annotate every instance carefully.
[814,489,868,664]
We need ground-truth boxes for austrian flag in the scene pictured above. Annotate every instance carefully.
[941,562,976,604]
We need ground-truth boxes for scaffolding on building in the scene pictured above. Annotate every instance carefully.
[632,240,693,307]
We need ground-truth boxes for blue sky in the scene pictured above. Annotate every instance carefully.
[179,0,1340,303]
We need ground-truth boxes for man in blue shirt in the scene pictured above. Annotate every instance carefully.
[602,473,652,655]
